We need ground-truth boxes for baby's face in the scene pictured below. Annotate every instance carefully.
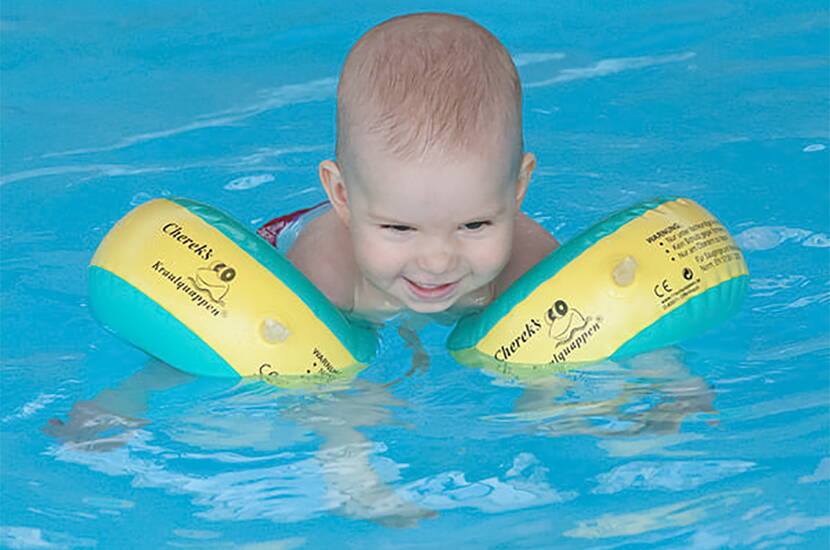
[336,141,527,313]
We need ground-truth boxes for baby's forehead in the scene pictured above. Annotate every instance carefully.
[342,130,519,186]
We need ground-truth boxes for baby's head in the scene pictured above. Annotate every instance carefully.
[320,13,535,313]
[335,12,523,166]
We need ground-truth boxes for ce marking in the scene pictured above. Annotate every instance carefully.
[653,279,673,297]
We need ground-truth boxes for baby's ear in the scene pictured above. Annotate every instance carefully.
[515,152,536,209]
[319,160,350,227]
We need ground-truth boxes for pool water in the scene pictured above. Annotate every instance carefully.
[2,1,828,548]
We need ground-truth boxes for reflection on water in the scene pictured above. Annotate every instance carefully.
[32,324,830,547]
[400,452,578,514]
[565,489,760,539]
[485,348,718,443]
[40,345,735,532]
[43,363,437,528]
[593,459,755,493]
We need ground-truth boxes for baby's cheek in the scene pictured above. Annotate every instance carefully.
[470,237,512,275]
[354,235,405,277]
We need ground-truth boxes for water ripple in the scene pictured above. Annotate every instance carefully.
[223,174,274,191]
[401,452,577,513]
[746,335,829,361]
[750,274,810,297]
[735,225,829,250]
[513,52,566,67]
[564,489,760,539]
[799,458,830,484]
[1,144,326,186]
[593,460,756,493]
[526,52,696,88]
[752,291,830,312]
[688,506,830,549]
[0,525,96,549]
[41,78,336,158]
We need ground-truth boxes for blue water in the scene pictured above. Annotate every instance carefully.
[2,1,828,548]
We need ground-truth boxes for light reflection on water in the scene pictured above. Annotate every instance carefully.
[36,345,806,540]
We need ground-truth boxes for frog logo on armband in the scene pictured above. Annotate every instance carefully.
[190,260,237,304]
[545,299,591,348]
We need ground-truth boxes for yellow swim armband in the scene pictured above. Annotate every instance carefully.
[88,198,376,388]
[447,197,748,377]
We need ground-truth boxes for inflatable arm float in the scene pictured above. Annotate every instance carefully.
[88,198,376,388]
[447,197,748,374]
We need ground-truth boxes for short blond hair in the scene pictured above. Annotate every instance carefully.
[336,13,522,162]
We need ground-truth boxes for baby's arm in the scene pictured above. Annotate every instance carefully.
[494,212,559,295]
[43,361,195,451]
[287,381,437,526]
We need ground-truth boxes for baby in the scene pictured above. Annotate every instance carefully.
[265,13,558,318]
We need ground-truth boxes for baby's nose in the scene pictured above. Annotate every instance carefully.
[416,238,457,274]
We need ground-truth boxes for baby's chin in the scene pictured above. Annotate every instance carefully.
[404,299,458,314]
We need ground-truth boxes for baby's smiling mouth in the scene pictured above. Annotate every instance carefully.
[404,277,460,300]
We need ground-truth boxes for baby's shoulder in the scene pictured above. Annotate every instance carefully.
[285,209,358,309]
[494,212,559,294]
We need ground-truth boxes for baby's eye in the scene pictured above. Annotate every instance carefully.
[381,224,414,233]
[461,221,491,231]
